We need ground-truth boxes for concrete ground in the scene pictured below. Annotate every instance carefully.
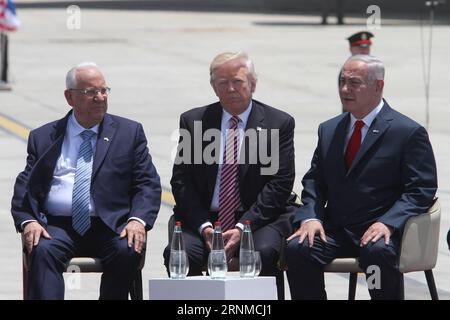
[0,5,449,300]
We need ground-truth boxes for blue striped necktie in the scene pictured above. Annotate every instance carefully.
[72,129,96,236]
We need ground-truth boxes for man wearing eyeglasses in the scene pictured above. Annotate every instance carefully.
[11,62,162,299]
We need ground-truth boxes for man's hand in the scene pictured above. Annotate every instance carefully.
[287,220,326,247]
[223,228,241,259]
[360,222,393,246]
[23,222,52,254]
[120,220,146,253]
[202,227,214,252]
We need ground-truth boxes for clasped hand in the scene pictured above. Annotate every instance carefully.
[203,227,241,260]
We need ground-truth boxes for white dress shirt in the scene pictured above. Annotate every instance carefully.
[44,114,99,216]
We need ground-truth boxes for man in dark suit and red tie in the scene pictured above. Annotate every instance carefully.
[165,52,296,299]
[286,55,437,299]
[11,63,161,299]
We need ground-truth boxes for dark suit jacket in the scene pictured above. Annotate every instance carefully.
[171,99,296,237]
[11,111,162,234]
[294,100,437,234]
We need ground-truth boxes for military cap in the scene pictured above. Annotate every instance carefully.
[347,31,374,47]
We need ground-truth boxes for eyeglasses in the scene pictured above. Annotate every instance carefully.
[69,87,111,97]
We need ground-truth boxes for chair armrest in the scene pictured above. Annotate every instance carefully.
[399,199,441,273]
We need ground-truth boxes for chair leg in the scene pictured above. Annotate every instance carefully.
[398,273,405,300]
[135,271,143,300]
[129,281,136,300]
[348,273,357,300]
[23,263,28,300]
[276,272,285,300]
[22,248,30,300]
[424,270,439,300]
[129,271,143,300]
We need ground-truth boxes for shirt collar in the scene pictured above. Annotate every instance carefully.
[349,99,384,129]
[69,113,99,138]
[221,101,253,127]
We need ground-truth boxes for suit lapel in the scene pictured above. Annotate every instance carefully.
[333,114,350,174]
[238,101,264,182]
[203,103,222,195]
[30,112,69,182]
[46,115,69,162]
[27,112,69,213]
[346,102,393,176]
[92,114,117,179]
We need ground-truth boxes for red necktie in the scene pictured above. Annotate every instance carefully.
[218,116,242,232]
[345,120,364,169]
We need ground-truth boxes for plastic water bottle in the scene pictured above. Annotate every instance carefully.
[239,220,255,278]
[208,221,227,279]
[169,221,189,279]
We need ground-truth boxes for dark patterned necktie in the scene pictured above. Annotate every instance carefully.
[218,116,241,232]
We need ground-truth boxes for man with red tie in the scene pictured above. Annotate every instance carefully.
[165,52,296,299]
[286,55,437,299]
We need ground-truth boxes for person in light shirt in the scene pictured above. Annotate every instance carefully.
[11,63,161,299]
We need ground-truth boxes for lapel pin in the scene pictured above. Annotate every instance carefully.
[372,129,379,134]
[257,126,262,131]
[103,137,109,142]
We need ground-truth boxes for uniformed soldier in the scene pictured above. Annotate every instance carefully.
[347,31,374,55]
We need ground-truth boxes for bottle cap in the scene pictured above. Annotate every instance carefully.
[215,221,221,226]
[244,220,251,225]
[175,221,182,226]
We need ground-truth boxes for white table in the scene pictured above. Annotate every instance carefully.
[149,275,277,300]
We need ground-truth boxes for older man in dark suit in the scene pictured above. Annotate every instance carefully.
[11,63,161,299]
[286,55,437,300]
[165,52,296,299]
